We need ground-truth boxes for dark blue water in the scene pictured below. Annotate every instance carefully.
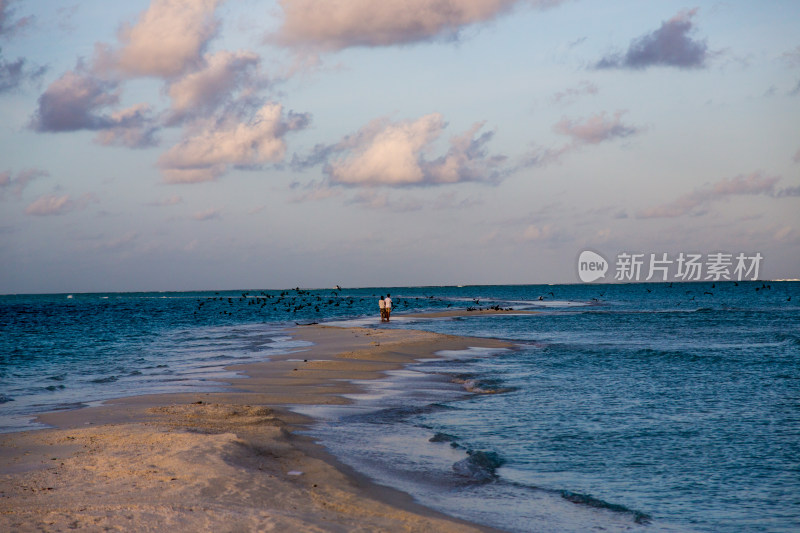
[1,283,799,531]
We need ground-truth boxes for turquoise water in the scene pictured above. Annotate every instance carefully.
[1,283,799,531]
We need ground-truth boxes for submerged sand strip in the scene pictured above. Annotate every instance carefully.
[1,323,511,532]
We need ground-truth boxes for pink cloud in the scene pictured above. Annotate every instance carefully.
[95,0,222,78]
[271,0,564,50]
[25,194,74,216]
[314,113,505,187]
[94,103,159,148]
[192,208,221,221]
[636,172,782,219]
[522,224,554,241]
[519,111,641,169]
[553,111,639,145]
[0,167,48,199]
[158,103,310,183]
[166,50,261,121]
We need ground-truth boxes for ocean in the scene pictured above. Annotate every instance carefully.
[1,283,798,532]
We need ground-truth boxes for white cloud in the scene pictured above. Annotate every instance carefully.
[318,113,505,187]
[158,103,310,183]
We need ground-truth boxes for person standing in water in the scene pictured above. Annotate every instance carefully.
[379,296,387,322]
[384,293,392,322]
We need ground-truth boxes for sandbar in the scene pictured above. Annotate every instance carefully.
[1,319,512,532]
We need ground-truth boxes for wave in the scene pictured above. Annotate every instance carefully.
[429,432,458,444]
[91,375,119,384]
[0,394,13,403]
[452,450,505,483]
[451,376,515,394]
[559,490,651,524]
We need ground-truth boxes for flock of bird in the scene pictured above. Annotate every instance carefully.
[192,288,446,318]
[192,281,790,318]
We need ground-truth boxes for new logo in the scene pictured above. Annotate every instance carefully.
[578,250,608,282]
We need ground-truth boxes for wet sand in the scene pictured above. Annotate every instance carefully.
[1,321,512,532]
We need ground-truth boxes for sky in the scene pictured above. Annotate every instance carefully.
[1,0,798,293]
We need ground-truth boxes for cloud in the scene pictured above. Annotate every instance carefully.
[595,9,708,70]
[781,45,800,68]
[553,111,639,144]
[288,179,342,203]
[636,172,782,218]
[0,52,45,93]
[92,231,139,252]
[25,193,97,216]
[519,110,641,169]
[94,103,159,148]
[551,80,598,104]
[166,50,261,122]
[522,223,558,242]
[0,2,45,95]
[192,208,221,221]
[30,66,120,132]
[94,0,222,78]
[158,103,310,183]
[346,190,424,212]
[794,147,800,163]
[146,195,183,206]
[306,113,506,187]
[0,0,34,39]
[30,65,160,146]
[0,167,47,199]
[271,0,564,50]
[776,185,800,198]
